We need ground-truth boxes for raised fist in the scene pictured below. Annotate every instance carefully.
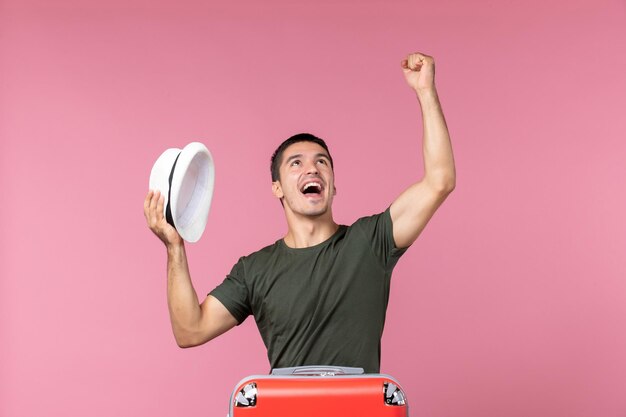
[401,52,436,93]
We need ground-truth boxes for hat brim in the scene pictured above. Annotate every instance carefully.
[149,142,215,243]
[170,142,215,242]
[149,148,180,218]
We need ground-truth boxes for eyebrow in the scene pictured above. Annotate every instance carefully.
[284,153,330,165]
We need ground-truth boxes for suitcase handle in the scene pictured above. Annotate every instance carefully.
[271,365,365,376]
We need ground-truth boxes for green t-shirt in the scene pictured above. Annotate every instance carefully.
[210,208,407,373]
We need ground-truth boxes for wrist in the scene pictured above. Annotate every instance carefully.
[166,240,185,255]
[415,86,438,101]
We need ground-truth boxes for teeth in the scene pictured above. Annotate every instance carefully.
[302,182,321,192]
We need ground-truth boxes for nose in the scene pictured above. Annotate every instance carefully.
[305,160,318,175]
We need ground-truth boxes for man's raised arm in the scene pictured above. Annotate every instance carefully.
[144,190,238,347]
[390,52,456,248]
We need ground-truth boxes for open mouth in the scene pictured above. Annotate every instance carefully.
[301,181,323,196]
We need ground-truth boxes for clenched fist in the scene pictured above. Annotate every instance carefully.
[401,52,436,94]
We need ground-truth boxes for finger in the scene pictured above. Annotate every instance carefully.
[148,190,156,212]
[149,191,161,224]
[407,52,431,70]
[408,54,417,71]
[400,59,409,69]
[145,190,153,205]
[415,53,434,67]
[411,54,424,71]
[144,190,154,219]
[410,52,428,60]
[156,194,165,223]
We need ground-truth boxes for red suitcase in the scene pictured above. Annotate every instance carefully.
[228,366,408,417]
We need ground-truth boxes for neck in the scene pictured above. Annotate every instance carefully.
[283,211,339,249]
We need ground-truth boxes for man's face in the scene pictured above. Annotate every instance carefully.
[272,141,336,218]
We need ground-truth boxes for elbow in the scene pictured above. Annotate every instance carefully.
[425,167,456,195]
[173,328,206,349]
[444,178,456,194]
[174,333,195,348]
[429,176,456,196]
[439,178,456,195]
[175,338,196,349]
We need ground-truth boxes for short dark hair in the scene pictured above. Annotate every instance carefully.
[270,133,334,182]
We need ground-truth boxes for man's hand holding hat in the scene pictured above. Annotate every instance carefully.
[144,190,184,248]
[145,142,215,244]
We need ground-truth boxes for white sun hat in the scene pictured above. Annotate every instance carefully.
[149,142,215,243]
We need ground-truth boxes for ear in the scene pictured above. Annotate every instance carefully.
[333,185,337,196]
[272,181,284,199]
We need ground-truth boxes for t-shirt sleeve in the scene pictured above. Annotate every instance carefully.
[355,207,408,271]
[209,258,252,325]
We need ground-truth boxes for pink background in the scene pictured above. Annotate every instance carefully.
[1,0,625,416]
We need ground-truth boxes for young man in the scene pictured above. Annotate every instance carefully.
[144,52,455,373]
